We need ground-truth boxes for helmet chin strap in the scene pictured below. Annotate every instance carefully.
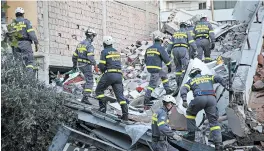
[166,104,173,112]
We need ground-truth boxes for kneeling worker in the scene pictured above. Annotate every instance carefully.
[180,68,229,151]
[151,95,182,151]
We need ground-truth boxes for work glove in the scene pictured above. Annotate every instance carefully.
[193,50,198,58]
[167,65,172,73]
[182,101,188,108]
[211,43,215,50]
[173,133,182,141]
[35,44,39,52]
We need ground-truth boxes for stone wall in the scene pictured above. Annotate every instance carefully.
[37,1,158,64]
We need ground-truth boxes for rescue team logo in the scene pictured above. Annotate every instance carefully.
[173,32,187,39]
[106,51,120,61]
[195,24,209,33]
[146,48,160,56]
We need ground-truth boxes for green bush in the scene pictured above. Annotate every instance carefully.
[1,52,77,151]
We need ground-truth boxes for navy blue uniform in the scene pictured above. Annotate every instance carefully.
[180,74,226,144]
[144,41,172,106]
[72,38,95,97]
[151,107,178,151]
[194,19,215,62]
[167,28,197,86]
[11,17,38,74]
[95,45,128,119]
[187,26,195,59]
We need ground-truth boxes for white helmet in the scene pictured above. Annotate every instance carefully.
[189,68,202,77]
[85,28,97,36]
[162,95,176,104]
[200,13,207,18]
[15,7,24,14]
[103,36,114,45]
[178,20,187,26]
[154,35,163,41]
[186,20,193,26]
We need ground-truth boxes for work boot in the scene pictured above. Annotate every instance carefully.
[81,96,92,105]
[98,99,107,113]
[215,142,224,151]
[166,89,174,95]
[121,104,129,121]
[121,114,128,121]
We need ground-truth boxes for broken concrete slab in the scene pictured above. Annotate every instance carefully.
[226,107,247,137]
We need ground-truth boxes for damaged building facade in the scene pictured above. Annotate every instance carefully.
[1,0,264,150]
[49,0,264,151]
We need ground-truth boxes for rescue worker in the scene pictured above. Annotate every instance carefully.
[167,21,198,88]
[95,36,128,121]
[144,35,173,110]
[72,28,97,104]
[193,14,215,63]
[151,95,182,151]
[180,68,229,151]
[186,20,196,59]
[11,7,38,75]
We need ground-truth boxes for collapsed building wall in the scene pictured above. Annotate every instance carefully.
[36,1,158,62]
[33,1,158,83]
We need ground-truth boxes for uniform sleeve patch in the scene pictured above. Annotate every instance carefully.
[160,116,166,120]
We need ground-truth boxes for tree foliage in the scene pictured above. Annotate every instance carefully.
[1,41,77,151]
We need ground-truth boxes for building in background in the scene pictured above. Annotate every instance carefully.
[160,0,237,25]
[160,0,208,11]
[2,1,159,84]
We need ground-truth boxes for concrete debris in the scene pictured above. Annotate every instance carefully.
[47,1,264,150]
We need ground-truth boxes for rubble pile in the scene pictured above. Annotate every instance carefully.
[216,23,248,54]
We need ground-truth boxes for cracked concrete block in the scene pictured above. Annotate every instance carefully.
[129,90,141,99]
[126,81,138,91]
[226,107,246,137]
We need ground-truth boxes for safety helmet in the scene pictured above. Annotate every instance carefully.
[186,20,193,26]
[154,35,163,41]
[200,13,207,19]
[189,68,202,78]
[179,20,188,27]
[162,95,176,105]
[103,36,114,45]
[85,28,97,37]
[15,7,24,14]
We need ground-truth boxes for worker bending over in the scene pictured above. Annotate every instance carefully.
[180,68,229,151]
